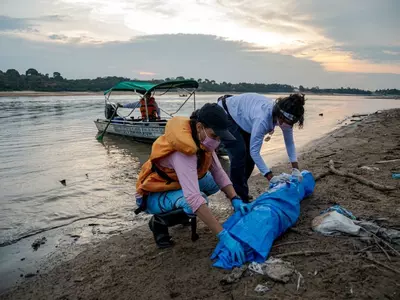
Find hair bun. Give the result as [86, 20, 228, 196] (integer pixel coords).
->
[289, 93, 305, 106]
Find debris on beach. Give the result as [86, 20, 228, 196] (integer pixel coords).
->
[24, 273, 36, 278]
[59, 179, 66, 186]
[352, 113, 369, 118]
[220, 265, 248, 285]
[248, 258, 295, 283]
[319, 113, 323, 116]
[360, 166, 380, 171]
[312, 210, 361, 236]
[312, 205, 400, 245]
[68, 234, 81, 241]
[254, 284, 270, 293]
[31, 237, 47, 251]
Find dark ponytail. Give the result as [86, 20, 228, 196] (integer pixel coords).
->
[274, 93, 306, 128]
[189, 109, 206, 168]
[190, 109, 201, 147]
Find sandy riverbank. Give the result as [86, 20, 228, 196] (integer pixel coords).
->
[1, 109, 400, 300]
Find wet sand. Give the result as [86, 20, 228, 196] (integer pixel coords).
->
[1, 109, 400, 300]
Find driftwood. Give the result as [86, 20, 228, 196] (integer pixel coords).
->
[328, 160, 396, 191]
[316, 153, 336, 159]
[375, 159, 400, 164]
[275, 251, 331, 258]
[374, 237, 391, 261]
[315, 170, 331, 181]
[361, 228, 400, 257]
[272, 240, 313, 248]
[275, 249, 384, 258]
[364, 257, 400, 275]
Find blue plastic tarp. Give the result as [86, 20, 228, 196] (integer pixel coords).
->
[211, 170, 315, 269]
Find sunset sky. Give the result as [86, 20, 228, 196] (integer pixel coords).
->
[1, 0, 399, 89]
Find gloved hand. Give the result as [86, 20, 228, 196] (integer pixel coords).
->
[217, 229, 245, 265]
[291, 168, 303, 181]
[231, 196, 250, 215]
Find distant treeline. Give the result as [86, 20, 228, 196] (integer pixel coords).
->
[1, 68, 399, 95]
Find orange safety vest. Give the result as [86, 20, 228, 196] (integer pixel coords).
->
[136, 117, 213, 195]
[140, 97, 158, 120]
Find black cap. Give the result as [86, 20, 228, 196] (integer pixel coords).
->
[197, 103, 236, 141]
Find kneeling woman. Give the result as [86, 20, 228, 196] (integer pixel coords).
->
[135, 103, 246, 263]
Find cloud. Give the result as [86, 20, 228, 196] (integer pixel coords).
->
[139, 71, 157, 76]
[0, 14, 68, 35]
[1, 33, 399, 90]
[48, 34, 69, 41]
[0, 16, 33, 31]
[1, 0, 400, 79]
[383, 50, 400, 56]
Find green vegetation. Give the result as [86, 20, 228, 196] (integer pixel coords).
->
[1, 69, 399, 95]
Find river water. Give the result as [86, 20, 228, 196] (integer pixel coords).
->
[0, 93, 399, 291]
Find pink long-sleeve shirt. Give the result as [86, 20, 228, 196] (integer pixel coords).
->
[157, 151, 232, 213]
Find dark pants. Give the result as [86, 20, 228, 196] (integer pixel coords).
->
[221, 117, 255, 202]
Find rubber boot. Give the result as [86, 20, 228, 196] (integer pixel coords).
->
[148, 209, 192, 248]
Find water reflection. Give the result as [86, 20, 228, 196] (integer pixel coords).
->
[97, 134, 153, 165]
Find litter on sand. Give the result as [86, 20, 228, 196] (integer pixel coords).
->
[248, 258, 295, 283]
[312, 205, 400, 245]
[220, 265, 248, 285]
[320, 204, 356, 220]
[312, 211, 361, 236]
[254, 284, 270, 293]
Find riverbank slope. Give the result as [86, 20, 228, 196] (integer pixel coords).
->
[2, 109, 399, 300]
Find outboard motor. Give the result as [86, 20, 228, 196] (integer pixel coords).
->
[104, 103, 116, 120]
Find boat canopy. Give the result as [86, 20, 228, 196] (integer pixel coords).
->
[104, 80, 199, 95]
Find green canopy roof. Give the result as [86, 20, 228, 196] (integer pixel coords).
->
[104, 80, 199, 95]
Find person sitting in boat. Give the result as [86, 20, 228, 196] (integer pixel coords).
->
[115, 93, 161, 121]
[134, 103, 247, 264]
[138, 93, 160, 121]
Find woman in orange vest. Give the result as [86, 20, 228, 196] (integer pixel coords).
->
[139, 93, 160, 121]
[135, 103, 247, 263]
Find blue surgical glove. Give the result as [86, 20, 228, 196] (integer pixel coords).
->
[231, 196, 250, 215]
[217, 229, 245, 265]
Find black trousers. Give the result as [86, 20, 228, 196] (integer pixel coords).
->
[220, 117, 255, 202]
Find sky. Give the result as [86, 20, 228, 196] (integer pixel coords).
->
[0, 0, 399, 89]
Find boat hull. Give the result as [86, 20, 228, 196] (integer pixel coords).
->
[94, 118, 229, 155]
[94, 119, 166, 142]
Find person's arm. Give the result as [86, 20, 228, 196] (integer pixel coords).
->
[280, 125, 299, 169]
[122, 101, 140, 109]
[196, 204, 223, 235]
[249, 120, 271, 178]
[209, 152, 236, 199]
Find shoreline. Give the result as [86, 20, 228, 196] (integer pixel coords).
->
[1, 109, 400, 299]
[0, 90, 399, 98]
